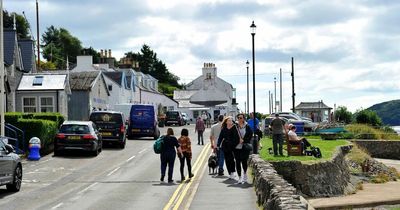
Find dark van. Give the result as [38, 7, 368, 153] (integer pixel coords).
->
[89, 111, 126, 148]
[128, 104, 160, 139]
[165, 111, 184, 126]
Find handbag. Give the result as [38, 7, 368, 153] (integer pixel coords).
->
[243, 143, 253, 151]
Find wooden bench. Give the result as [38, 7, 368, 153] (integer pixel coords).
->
[285, 132, 303, 156]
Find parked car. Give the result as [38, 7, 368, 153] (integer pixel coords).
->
[54, 121, 102, 156]
[262, 117, 288, 135]
[272, 112, 318, 132]
[128, 104, 160, 140]
[181, 112, 190, 125]
[165, 111, 184, 126]
[89, 111, 126, 149]
[0, 137, 22, 192]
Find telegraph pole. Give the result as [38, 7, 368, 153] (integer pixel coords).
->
[36, 0, 40, 70]
[274, 77, 277, 113]
[291, 57, 295, 113]
[280, 68, 282, 112]
[268, 90, 271, 114]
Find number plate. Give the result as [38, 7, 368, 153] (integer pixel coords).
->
[68, 136, 81, 140]
[101, 132, 112, 136]
[132, 129, 140, 132]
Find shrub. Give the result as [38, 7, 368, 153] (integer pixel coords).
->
[32, 112, 65, 127]
[5, 112, 23, 126]
[347, 144, 371, 165]
[346, 124, 400, 140]
[353, 109, 382, 126]
[371, 173, 390, 183]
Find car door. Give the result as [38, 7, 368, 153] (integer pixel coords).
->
[0, 140, 13, 183]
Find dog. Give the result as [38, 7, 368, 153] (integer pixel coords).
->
[208, 154, 218, 175]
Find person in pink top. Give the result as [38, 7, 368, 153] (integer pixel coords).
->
[195, 116, 205, 145]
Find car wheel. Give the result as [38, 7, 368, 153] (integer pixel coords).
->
[7, 164, 22, 192]
[92, 148, 99, 156]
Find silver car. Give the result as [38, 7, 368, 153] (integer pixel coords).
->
[0, 137, 22, 192]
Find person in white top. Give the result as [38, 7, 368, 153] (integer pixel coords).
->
[287, 125, 311, 154]
[210, 115, 224, 176]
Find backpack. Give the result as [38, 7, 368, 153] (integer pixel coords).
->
[153, 135, 165, 154]
[311, 146, 322, 158]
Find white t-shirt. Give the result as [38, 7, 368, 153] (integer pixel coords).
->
[210, 122, 222, 139]
[288, 130, 299, 141]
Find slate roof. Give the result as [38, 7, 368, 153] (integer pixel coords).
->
[69, 71, 101, 90]
[4, 29, 17, 66]
[17, 74, 68, 90]
[103, 71, 123, 86]
[18, 39, 35, 73]
[295, 102, 332, 109]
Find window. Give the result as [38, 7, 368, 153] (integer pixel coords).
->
[108, 85, 112, 91]
[23, 97, 36, 112]
[33, 76, 44, 86]
[40, 97, 54, 112]
[206, 73, 212, 79]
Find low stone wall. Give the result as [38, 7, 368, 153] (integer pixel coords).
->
[353, 140, 400, 160]
[249, 155, 309, 210]
[270, 145, 354, 197]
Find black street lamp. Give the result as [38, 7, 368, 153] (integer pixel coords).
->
[250, 21, 257, 152]
[246, 60, 249, 116]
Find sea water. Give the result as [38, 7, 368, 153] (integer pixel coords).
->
[392, 126, 400, 134]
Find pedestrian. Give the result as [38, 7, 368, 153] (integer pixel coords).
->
[210, 114, 225, 176]
[270, 113, 285, 156]
[177, 128, 194, 182]
[247, 112, 261, 150]
[234, 113, 253, 184]
[160, 128, 182, 183]
[217, 116, 240, 180]
[201, 111, 208, 125]
[288, 125, 311, 154]
[195, 116, 205, 145]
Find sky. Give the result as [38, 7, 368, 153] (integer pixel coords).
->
[5, 0, 400, 114]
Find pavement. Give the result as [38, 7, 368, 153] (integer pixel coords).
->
[308, 158, 400, 210]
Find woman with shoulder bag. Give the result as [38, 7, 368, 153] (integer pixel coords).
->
[217, 116, 240, 180]
[177, 128, 194, 182]
[234, 113, 253, 184]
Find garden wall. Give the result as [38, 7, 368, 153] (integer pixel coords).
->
[353, 140, 400, 160]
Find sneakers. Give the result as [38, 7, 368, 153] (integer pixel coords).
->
[237, 176, 243, 184]
[229, 172, 236, 180]
[243, 174, 248, 183]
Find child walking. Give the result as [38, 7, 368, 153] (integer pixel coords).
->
[178, 128, 194, 182]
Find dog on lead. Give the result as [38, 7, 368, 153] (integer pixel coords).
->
[208, 154, 218, 175]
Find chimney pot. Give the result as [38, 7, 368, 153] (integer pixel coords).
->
[109, 49, 112, 57]
[100, 49, 104, 57]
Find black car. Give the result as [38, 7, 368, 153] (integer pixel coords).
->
[89, 111, 126, 148]
[165, 111, 184, 126]
[0, 137, 22, 192]
[54, 121, 102, 156]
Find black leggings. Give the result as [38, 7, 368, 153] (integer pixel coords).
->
[233, 149, 249, 177]
[179, 152, 192, 178]
[223, 149, 236, 174]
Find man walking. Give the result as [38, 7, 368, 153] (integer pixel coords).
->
[195, 116, 205, 145]
[210, 115, 224, 176]
[270, 113, 285, 156]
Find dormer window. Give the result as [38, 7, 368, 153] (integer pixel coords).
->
[33, 76, 43, 86]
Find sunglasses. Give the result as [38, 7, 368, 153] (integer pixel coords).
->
[237, 116, 244, 119]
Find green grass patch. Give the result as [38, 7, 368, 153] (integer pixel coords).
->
[346, 124, 400, 140]
[259, 137, 349, 163]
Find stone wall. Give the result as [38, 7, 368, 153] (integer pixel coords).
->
[353, 140, 400, 160]
[249, 155, 309, 210]
[271, 145, 354, 197]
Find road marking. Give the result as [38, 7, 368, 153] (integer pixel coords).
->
[138, 148, 147, 154]
[107, 167, 121, 176]
[126, 155, 136, 162]
[77, 182, 98, 194]
[184, 153, 208, 209]
[163, 142, 211, 210]
[51, 202, 63, 209]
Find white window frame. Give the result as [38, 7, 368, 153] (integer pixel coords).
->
[22, 96, 37, 113]
[39, 96, 55, 112]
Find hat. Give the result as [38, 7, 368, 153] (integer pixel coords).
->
[288, 124, 293, 129]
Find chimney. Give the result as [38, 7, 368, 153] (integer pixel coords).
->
[108, 49, 112, 57]
[100, 49, 104, 58]
[13, 14, 16, 30]
[104, 49, 108, 58]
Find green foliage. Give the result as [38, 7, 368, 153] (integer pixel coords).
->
[2, 10, 30, 38]
[345, 124, 400, 140]
[81, 47, 101, 64]
[39, 61, 57, 70]
[124, 45, 181, 89]
[334, 106, 353, 124]
[158, 83, 178, 98]
[259, 137, 349, 162]
[346, 144, 371, 165]
[32, 113, 65, 128]
[353, 109, 382, 126]
[41, 25, 83, 69]
[5, 112, 23, 126]
[368, 99, 400, 126]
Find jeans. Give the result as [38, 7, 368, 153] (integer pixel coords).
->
[272, 133, 283, 155]
[197, 130, 204, 145]
[217, 148, 225, 173]
[160, 152, 176, 181]
[233, 149, 249, 177]
[179, 152, 192, 179]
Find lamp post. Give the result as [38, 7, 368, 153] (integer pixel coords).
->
[246, 60, 249, 116]
[250, 21, 256, 144]
[274, 77, 277, 113]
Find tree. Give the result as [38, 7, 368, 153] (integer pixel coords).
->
[2, 10, 31, 39]
[334, 106, 352, 124]
[353, 109, 382, 127]
[41, 25, 82, 69]
[81, 47, 101, 64]
[39, 61, 57, 70]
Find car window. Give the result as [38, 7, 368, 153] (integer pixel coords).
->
[166, 112, 179, 117]
[0, 139, 5, 152]
[60, 125, 90, 134]
[90, 113, 122, 123]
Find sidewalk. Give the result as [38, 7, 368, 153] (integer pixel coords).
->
[189, 160, 258, 210]
[308, 158, 400, 209]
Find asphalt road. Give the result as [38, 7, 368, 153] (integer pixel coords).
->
[0, 124, 208, 209]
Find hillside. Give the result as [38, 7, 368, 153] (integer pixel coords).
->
[368, 99, 400, 126]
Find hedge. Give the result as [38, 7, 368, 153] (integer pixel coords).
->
[31, 112, 65, 128]
[4, 112, 23, 126]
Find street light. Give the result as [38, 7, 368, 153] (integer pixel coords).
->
[250, 21, 257, 151]
[246, 60, 249, 116]
[274, 77, 277, 113]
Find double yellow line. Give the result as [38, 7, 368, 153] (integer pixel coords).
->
[163, 142, 211, 210]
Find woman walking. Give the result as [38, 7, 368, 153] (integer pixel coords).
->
[234, 113, 253, 184]
[178, 128, 194, 182]
[217, 116, 240, 180]
[160, 128, 182, 183]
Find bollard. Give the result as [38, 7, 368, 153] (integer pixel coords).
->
[28, 137, 41, 161]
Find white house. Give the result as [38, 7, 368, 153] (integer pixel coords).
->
[174, 63, 238, 122]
